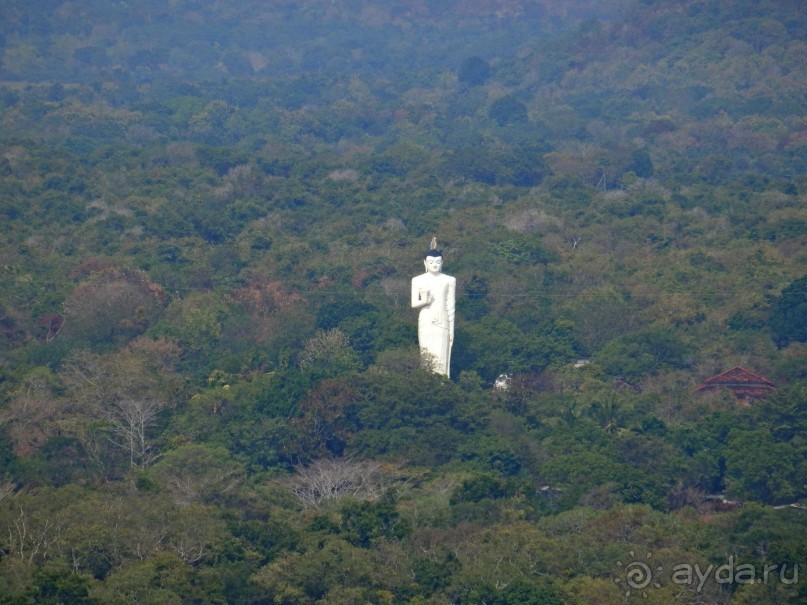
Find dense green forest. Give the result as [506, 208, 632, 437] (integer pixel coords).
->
[0, 0, 805, 603]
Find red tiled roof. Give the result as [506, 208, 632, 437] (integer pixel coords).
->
[694, 366, 776, 399]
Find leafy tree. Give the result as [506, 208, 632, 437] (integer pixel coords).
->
[541, 449, 625, 509]
[6, 568, 97, 605]
[561, 287, 639, 353]
[188, 100, 238, 144]
[149, 293, 233, 378]
[348, 368, 487, 464]
[595, 325, 690, 381]
[449, 474, 507, 504]
[453, 316, 565, 383]
[60, 267, 168, 347]
[251, 538, 377, 604]
[724, 430, 800, 504]
[462, 274, 490, 321]
[458, 56, 491, 87]
[89, 553, 202, 605]
[489, 232, 557, 266]
[409, 550, 460, 595]
[465, 578, 566, 605]
[297, 328, 361, 377]
[196, 146, 251, 176]
[769, 274, 807, 347]
[147, 444, 244, 506]
[339, 497, 410, 547]
[488, 95, 528, 126]
[628, 148, 654, 178]
[722, 503, 807, 594]
[292, 379, 359, 456]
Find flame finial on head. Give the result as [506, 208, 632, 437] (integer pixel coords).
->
[425, 236, 442, 258]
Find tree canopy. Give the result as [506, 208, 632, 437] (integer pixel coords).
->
[0, 1, 805, 603]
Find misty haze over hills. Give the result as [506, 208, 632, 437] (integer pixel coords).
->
[0, 1, 805, 603]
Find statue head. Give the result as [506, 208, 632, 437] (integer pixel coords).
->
[424, 237, 443, 274]
[424, 252, 443, 274]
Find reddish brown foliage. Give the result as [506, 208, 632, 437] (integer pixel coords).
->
[232, 278, 303, 318]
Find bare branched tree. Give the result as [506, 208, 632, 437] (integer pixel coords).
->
[60, 340, 183, 469]
[104, 397, 165, 468]
[7, 506, 63, 564]
[287, 457, 385, 507]
[0, 480, 15, 503]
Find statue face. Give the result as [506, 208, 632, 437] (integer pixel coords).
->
[424, 255, 443, 274]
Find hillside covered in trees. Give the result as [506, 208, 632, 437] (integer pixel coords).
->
[0, 0, 805, 603]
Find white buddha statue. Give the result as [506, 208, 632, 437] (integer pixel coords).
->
[411, 238, 456, 377]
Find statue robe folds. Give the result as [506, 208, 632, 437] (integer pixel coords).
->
[411, 272, 456, 377]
